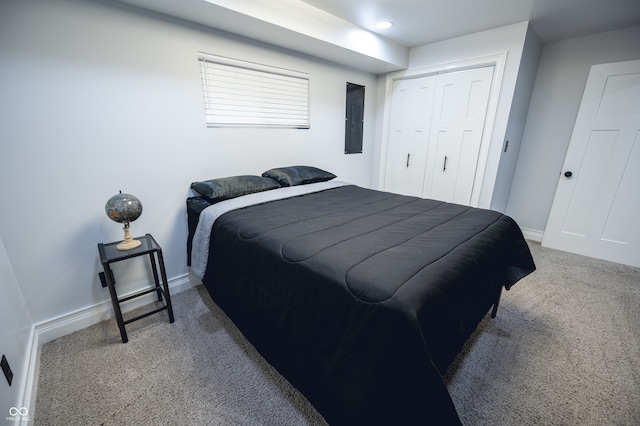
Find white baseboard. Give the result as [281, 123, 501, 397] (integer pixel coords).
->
[521, 227, 544, 243]
[19, 273, 199, 425]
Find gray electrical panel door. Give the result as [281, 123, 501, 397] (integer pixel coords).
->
[345, 83, 364, 154]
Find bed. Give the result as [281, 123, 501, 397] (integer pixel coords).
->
[187, 166, 536, 425]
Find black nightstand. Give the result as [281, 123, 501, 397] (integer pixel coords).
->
[98, 233, 175, 343]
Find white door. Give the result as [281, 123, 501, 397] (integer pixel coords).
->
[423, 66, 494, 204]
[384, 77, 436, 196]
[542, 59, 640, 267]
[383, 66, 494, 203]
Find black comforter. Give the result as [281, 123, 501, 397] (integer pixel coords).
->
[200, 185, 535, 425]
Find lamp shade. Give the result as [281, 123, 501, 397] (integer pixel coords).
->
[105, 192, 143, 224]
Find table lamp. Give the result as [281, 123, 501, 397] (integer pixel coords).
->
[105, 191, 143, 250]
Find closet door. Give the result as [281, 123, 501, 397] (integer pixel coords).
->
[423, 66, 494, 204]
[384, 66, 494, 204]
[384, 77, 436, 196]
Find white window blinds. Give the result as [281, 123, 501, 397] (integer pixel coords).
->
[198, 53, 310, 128]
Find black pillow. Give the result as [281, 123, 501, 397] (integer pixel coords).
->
[262, 166, 336, 187]
[191, 175, 281, 202]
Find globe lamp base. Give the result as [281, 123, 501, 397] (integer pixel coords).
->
[116, 225, 141, 251]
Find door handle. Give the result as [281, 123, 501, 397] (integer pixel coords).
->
[443, 156, 448, 172]
[406, 153, 410, 168]
[564, 171, 573, 178]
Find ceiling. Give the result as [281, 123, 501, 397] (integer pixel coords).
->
[117, 0, 640, 73]
[300, 0, 640, 47]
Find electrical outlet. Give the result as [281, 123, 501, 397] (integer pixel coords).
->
[1, 354, 13, 386]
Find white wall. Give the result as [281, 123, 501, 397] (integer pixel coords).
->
[490, 24, 542, 212]
[0, 0, 378, 325]
[506, 26, 640, 234]
[0, 235, 33, 416]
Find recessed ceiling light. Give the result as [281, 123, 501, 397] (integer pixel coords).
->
[375, 21, 393, 30]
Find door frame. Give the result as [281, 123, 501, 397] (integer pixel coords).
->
[378, 52, 507, 207]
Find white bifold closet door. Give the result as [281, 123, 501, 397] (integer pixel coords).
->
[384, 76, 436, 196]
[384, 66, 494, 205]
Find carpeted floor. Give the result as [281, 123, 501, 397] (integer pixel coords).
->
[442, 242, 640, 425]
[34, 241, 640, 425]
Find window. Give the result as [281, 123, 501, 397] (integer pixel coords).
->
[198, 53, 310, 128]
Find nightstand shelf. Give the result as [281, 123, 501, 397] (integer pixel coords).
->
[98, 233, 175, 343]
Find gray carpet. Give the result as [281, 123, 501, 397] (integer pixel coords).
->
[34, 242, 640, 425]
[442, 242, 640, 425]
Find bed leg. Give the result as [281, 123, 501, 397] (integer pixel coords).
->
[490, 286, 503, 318]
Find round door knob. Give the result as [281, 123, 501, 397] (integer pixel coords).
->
[564, 171, 573, 178]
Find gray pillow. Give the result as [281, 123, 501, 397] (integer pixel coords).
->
[191, 175, 281, 202]
[262, 166, 336, 187]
